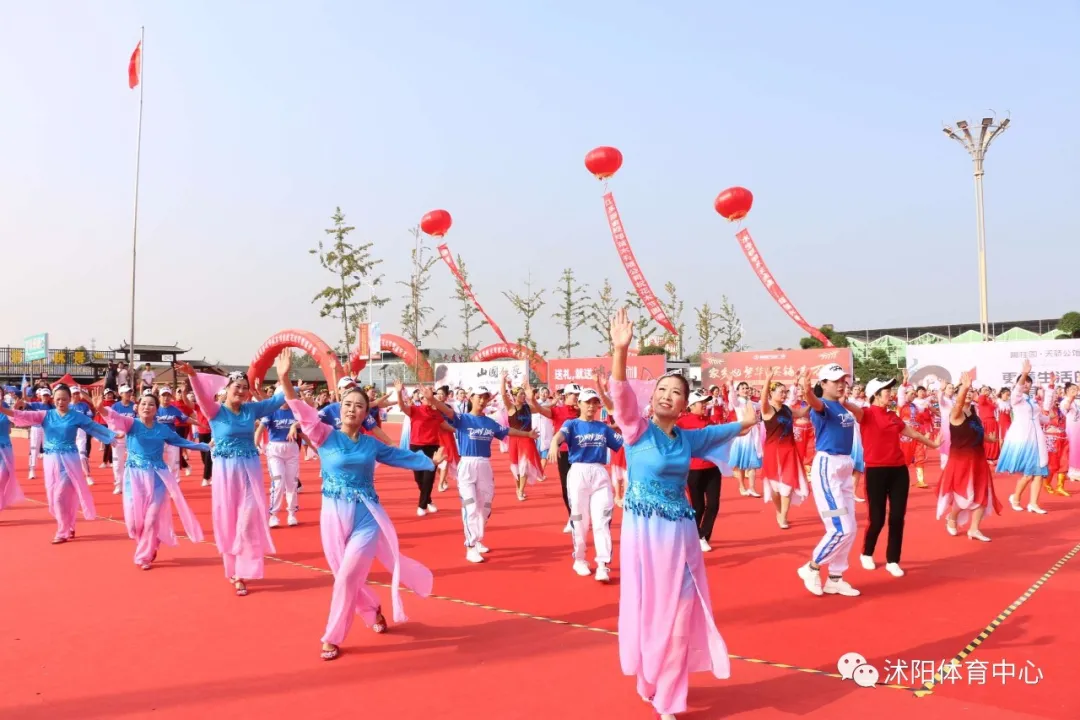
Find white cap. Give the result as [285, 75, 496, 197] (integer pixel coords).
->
[142, 388, 155, 397]
[337, 377, 356, 390]
[39, 387, 51, 396]
[70, 386, 84, 394]
[158, 386, 173, 395]
[817, 363, 849, 383]
[104, 387, 116, 395]
[579, 388, 601, 403]
[865, 377, 896, 400]
[471, 385, 492, 396]
[688, 390, 710, 405]
[563, 383, 582, 395]
[118, 385, 132, 394]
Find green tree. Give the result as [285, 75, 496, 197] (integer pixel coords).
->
[855, 347, 901, 383]
[639, 345, 667, 356]
[504, 272, 545, 352]
[310, 207, 388, 352]
[694, 303, 721, 355]
[587, 278, 619, 352]
[291, 351, 318, 369]
[798, 324, 850, 350]
[451, 254, 487, 356]
[553, 268, 589, 358]
[657, 282, 686, 357]
[716, 295, 747, 352]
[398, 225, 446, 353]
[1058, 311, 1080, 338]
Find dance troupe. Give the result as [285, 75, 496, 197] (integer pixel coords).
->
[3, 314, 1080, 719]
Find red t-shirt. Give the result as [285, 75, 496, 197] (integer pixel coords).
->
[409, 404, 445, 447]
[860, 405, 907, 468]
[676, 413, 715, 470]
[551, 404, 580, 452]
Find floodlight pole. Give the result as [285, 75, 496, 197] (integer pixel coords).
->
[943, 116, 1010, 339]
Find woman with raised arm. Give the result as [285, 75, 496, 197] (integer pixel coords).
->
[609, 308, 756, 720]
[996, 359, 1050, 514]
[96, 389, 208, 569]
[174, 360, 286, 596]
[937, 372, 1002, 541]
[1, 384, 115, 543]
[500, 373, 544, 501]
[276, 354, 438, 661]
[759, 367, 811, 531]
[393, 379, 445, 516]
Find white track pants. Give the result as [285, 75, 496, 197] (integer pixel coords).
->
[568, 463, 615, 565]
[29, 426, 44, 472]
[111, 439, 127, 486]
[808, 452, 856, 575]
[76, 430, 90, 474]
[163, 444, 180, 477]
[458, 457, 494, 548]
[266, 441, 300, 515]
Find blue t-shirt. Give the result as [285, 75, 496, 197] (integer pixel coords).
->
[156, 405, 189, 430]
[110, 401, 137, 418]
[810, 399, 856, 456]
[261, 407, 297, 443]
[319, 402, 377, 432]
[560, 419, 623, 464]
[72, 401, 95, 420]
[450, 412, 509, 458]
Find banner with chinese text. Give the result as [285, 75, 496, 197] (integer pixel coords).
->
[547, 355, 666, 391]
[906, 339, 1080, 388]
[432, 361, 528, 393]
[701, 348, 853, 387]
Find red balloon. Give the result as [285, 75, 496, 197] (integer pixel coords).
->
[420, 209, 452, 237]
[585, 146, 623, 179]
[714, 187, 753, 221]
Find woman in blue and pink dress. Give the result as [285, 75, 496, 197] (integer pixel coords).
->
[724, 375, 762, 497]
[174, 361, 285, 596]
[1, 384, 116, 542]
[273, 352, 437, 660]
[97, 390, 207, 569]
[609, 309, 756, 720]
[0, 398, 24, 512]
[996, 360, 1051, 514]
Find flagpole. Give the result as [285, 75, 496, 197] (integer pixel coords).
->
[128, 27, 145, 370]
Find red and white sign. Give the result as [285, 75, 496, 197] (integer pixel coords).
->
[701, 348, 853, 387]
[604, 192, 676, 336]
[547, 355, 666, 391]
[735, 229, 832, 347]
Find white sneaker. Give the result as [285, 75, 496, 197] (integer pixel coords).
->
[112, 484, 122, 495]
[466, 547, 484, 563]
[797, 563, 823, 596]
[28, 471, 35, 480]
[823, 577, 861, 596]
[885, 563, 904, 577]
[287, 514, 299, 527]
[699, 537, 712, 552]
[562, 520, 573, 533]
[860, 555, 875, 570]
[573, 561, 591, 577]
[201, 479, 209, 487]
[185, 468, 191, 476]
[477, 543, 490, 554]
[269, 515, 280, 528]
[595, 564, 611, 583]
[86, 478, 94, 486]
[426, 503, 438, 513]
[417, 507, 427, 517]
[98, 463, 107, 469]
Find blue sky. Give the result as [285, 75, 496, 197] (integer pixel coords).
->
[2, 1, 1077, 363]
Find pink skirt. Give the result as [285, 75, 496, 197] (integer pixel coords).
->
[0, 446, 25, 510]
[211, 456, 275, 580]
[123, 466, 204, 547]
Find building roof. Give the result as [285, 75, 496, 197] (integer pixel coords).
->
[111, 343, 190, 353]
[839, 318, 1061, 342]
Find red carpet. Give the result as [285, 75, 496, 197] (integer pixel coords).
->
[1, 429, 1077, 719]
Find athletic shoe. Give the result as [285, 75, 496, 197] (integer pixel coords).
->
[269, 515, 280, 528]
[823, 577, 861, 596]
[595, 564, 611, 583]
[797, 563, 823, 596]
[860, 555, 875, 570]
[573, 561, 591, 577]
[417, 507, 427, 517]
[287, 514, 299, 527]
[699, 538, 712, 552]
[477, 543, 490, 554]
[426, 503, 438, 513]
[466, 547, 484, 563]
[885, 563, 904, 577]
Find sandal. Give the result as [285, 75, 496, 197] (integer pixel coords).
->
[141, 563, 152, 571]
[51, 536, 67, 545]
[234, 580, 248, 597]
[320, 645, 340, 661]
[372, 611, 387, 634]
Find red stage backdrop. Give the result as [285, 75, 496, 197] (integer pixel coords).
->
[547, 355, 666, 391]
[700, 348, 853, 388]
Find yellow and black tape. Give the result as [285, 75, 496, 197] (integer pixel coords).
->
[912, 541, 1080, 698]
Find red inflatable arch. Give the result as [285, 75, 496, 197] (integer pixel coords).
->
[471, 343, 549, 384]
[248, 329, 345, 388]
[349, 333, 434, 383]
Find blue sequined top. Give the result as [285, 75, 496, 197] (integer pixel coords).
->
[207, 391, 285, 458]
[121, 418, 211, 470]
[0, 403, 10, 449]
[17, 408, 116, 454]
[317, 430, 435, 505]
[623, 421, 742, 522]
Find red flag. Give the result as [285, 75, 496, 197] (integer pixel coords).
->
[128, 42, 142, 89]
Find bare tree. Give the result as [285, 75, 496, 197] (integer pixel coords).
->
[504, 272, 545, 352]
[310, 207, 388, 352]
[398, 225, 446, 376]
[552, 268, 589, 358]
[657, 282, 686, 357]
[717, 295, 747, 352]
[451, 254, 486, 356]
[587, 278, 619, 352]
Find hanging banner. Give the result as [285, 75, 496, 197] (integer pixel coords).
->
[356, 323, 370, 361]
[735, 229, 832, 347]
[436, 243, 509, 344]
[603, 192, 676, 336]
[701, 348, 853, 387]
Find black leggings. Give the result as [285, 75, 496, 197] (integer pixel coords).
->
[102, 440, 112, 465]
[558, 451, 572, 516]
[862, 465, 910, 564]
[198, 432, 213, 480]
[177, 426, 190, 469]
[688, 467, 722, 541]
[410, 444, 440, 509]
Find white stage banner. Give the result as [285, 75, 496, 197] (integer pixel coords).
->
[905, 339, 1080, 388]
[432, 360, 528, 394]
